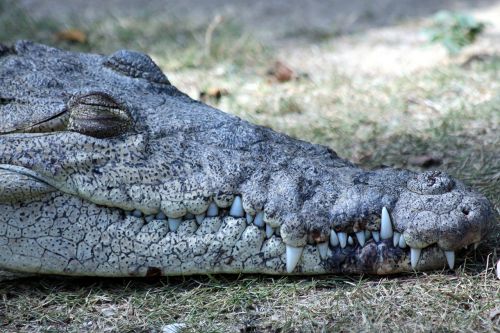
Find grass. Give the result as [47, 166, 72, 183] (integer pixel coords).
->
[0, 0, 268, 70]
[0, 270, 498, 332]
[0, 1, 499, 332]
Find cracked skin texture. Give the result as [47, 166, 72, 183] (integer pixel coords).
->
[0, 41, 495, 279]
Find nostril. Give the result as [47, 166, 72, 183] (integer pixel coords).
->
[461, 207, 470, 216]
[426, 175, 436, 186]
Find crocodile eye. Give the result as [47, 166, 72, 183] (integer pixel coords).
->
[67, 92, 132, 138]
[407, 170, 455, 195]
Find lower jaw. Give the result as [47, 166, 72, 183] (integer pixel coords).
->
[324, 242, 449, 275]
[0, 193, 452, 277]
[81, 238, 451, 277]
[154, 241, 450, 276]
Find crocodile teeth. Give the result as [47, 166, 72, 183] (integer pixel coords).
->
[393, 232, 401, 247]
[348, 236, 354, 245]
[286, 245, 304, 273]
[330, 230, 339, 246]
[229, 196, 244, 217]
[330, 231, 339, 247]
[246, 213, 254, 224]
[168, 218, 182, 232]
[338, 232, 347, 248]
[206, 202, 219, 217]
[380, 207, 393, 240]
[410, 248, 421, 269]
[317, 242, 328, 259]
[253, 211, 264, 227]
[355, 231, 366, 246]
[265, 224, 274, 238]
[444, 251, 455, 269]
[372, 231, 380, 242]
[398, 233, 407, 248]
[195, 213, 205, 224]
[156, 212, 167, 220]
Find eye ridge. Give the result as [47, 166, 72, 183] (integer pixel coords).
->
[103, 49, 170, 85]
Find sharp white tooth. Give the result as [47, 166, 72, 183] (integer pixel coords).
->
[206, 202, 219, 217]
[330, 230, 339, 247]
[253, 211, 264, 227]
[229, 196, 244, 217]
[195, 213, 205, 224]
[355, 231, 366, 246]
[156, 212, 167, 220]
[246, 213, 254, 224]
[410, 248, 421, 269]
[444, 251, 455, 270]
[398, 233, 407, 248]
[317, 242, 328, 259]
[265, 224, 274, 238]
[286, 245, 304, 273]
[348, 236, 354, 245]
[393, 232, 401, 247]
[365, 230, 371, 240]
[380, 207, 393, 240]
[132, 209, 143, 218]
[338, 232, 347, 248]
[168, 218, 182, 232]
[372, 231, 380, 242]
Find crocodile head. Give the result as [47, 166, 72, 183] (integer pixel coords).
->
[0, 41, 495, 277]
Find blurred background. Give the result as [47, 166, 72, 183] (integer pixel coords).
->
[0, 1, 499, 332]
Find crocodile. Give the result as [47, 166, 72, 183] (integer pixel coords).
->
[0, 41, 495, 280]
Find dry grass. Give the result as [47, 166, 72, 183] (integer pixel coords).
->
[0, 1, 499, 332]
[0, 268, 498, 332]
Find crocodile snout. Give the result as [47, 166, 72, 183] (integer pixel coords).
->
[393, 171, 494, 269]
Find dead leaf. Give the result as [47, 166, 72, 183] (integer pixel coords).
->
[268, 61, 294, 82]
[199, 87, 228, 102]
[55, 29, 87, 44]
[408, 155, 442, 168]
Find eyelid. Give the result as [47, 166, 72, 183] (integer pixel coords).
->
[67, 92, 132, 138]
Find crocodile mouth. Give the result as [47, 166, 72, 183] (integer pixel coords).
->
[0, 164, 467, 276]
[120, 202, 460, 274]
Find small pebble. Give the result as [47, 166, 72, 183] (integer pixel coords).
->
[161, 323, 187, 333]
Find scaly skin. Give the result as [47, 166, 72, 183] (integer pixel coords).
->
[0, 41, 495, 279]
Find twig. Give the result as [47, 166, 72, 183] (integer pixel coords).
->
[204, 14, 223, 58]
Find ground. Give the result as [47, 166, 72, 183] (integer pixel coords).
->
[0, 0, 499, 332]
